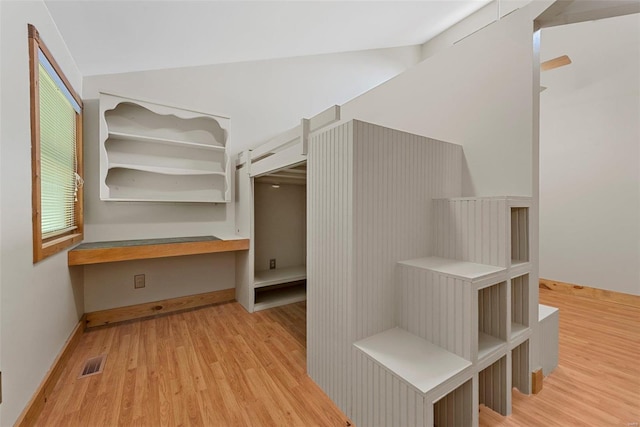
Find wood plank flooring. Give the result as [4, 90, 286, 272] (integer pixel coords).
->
[479, 289, 640, 426]
[35, 302, 352, 427]
[35, 289, 639, 426]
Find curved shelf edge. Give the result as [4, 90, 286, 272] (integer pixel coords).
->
[107, 163, 226, 176]
[108, 131, 226, 151]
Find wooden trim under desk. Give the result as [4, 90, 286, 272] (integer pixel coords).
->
[540, 278, 640, 309]
[68, 236, 249, 266]
[15, 315, 86, 427]
[85, 288, 235, 328]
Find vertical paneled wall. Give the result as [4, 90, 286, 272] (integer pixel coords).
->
[353, 351, 426, 427]
[478, 356, 508, 415]
[433, 379, 473, 427]
[478, 281, 507, 341]
[397, 264, 472, 360]
[351, 120, 462, 342]
[308, 120, 463, 419]
[511, 274, 529, 327]
[512, 340, 530, 393]
[307, 121, 355, 411]
[432, 198, 508, 267]
[510, 207, 529, 263]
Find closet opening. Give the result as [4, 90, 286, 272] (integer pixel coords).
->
[253, 163, 307, 311]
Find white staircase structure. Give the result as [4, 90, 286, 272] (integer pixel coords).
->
[307, 120, 538, 427]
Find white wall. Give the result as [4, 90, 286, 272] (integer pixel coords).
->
[254, 183, 306, 272]
[342, 6, 535, 198]
[539, 14, 640, 296]
[0, 1, 3, 423]
[80, 46, 420, 313]
[420, 0, 540, 61]
[0, 2, 84, 425]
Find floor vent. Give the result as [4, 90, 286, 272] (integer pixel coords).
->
[79, 355, 106, 378]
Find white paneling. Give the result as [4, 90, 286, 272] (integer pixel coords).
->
[433, 378, 473, 427]
[432, 198, 509, 267]
[538, 305, 559, 376]
[308, 121, 355, 413]
[478, 356, 508, 416]
[511, 339, 530, 394]
[352, 121, 462, 343]
[353, 350, 426, 427]
[308, 120, 463, 421]
[398, 264, 473, 361]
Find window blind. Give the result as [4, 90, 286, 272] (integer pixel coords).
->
[39, 60, 78, 239]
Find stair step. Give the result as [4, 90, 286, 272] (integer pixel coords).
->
[354, 327, 472, 395]
[398, 256, 505, 283]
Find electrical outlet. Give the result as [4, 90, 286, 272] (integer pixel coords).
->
[269, 259, 276, 270]
[134, 274, 145, 289]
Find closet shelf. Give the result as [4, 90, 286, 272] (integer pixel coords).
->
[254, 265, 306, 288]
[254, 283, 306, 311]
[68, 235, 249, 265]
[108, 163, 226, 176]
[109, 131, 225, 151]
[354, 327, 472, 395]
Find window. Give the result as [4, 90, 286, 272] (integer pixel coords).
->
[28, 24, 83, 262]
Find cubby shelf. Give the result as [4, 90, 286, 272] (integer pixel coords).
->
[354, 328, 472, 395]
[254, 265, 306, 288]
[254, 282, 306, 312]
[99, 93, 230, 203]
[108, 131, 225, 151]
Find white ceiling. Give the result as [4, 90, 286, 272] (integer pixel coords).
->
[44, 0, 491, 76]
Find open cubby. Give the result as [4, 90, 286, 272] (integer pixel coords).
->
[105, 168, 226, 202]
[510, 274, 530, 339]
[478, 281, 507, 360]
[433, 378, 473, 427]
[511, 339, 530, 394]
[510, 207, 529, 265]
[479, 356, 508, 416]
[252, 166, 307, 311]
[253, 280, 306, 312]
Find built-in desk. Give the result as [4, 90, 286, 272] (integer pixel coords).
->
[68, 235, 249, 266]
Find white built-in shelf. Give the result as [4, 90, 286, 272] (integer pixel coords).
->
[398, 257, 505, 282]
[510, 260, 529, 269]
[510, 323, 529, 340]
[511, 207, 529, 263]
[109, 164, 224, 176]
[254, 265, 306, 288]
[354, 327, 472, 395]
[100, 93, 230, 203]
[254, 282, 306, 311]
[108, 131, 225, 151]
[478, 332, 507, 361]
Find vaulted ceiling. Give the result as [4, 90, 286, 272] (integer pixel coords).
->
[45, 1, 491, 76]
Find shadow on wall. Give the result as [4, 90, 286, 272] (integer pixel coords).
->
[69, 264, 84, 319]
[461, 152, 476, 197]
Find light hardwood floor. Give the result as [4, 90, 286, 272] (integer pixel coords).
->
[35, 289, 639, 426]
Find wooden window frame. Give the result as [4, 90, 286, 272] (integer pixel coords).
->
[28, 24, 84, 263]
